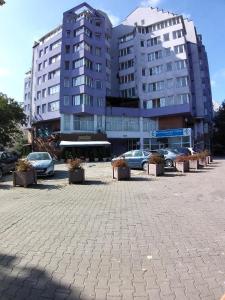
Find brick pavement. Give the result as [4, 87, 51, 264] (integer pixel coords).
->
[0, 160, 225, 299]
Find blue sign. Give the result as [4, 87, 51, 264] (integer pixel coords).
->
[151, 128, 191, 138]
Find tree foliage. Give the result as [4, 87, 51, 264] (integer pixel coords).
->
[0, 0, 6, 6]
[0, 93, 27, 147]
[213, 100, 225, 153]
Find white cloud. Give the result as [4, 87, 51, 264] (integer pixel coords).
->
[0, 68, 11, 77]
[140, 0, 161, 7]
[182, 12, 191, 19]
[107, 13, 120, 26]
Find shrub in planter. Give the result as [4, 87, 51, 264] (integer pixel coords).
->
[203, 150, 212, 164]
[175, 156, 189, 173]
[68, 159, 85, 184]
[148, 155, 164, 176]
[188, 154, 199, 170]
[112, 159, 130, 180]
[13, 159, 37, 188]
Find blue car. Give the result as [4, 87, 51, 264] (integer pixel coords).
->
[112, 150, 151, 170]
[27, 152, 55, 176]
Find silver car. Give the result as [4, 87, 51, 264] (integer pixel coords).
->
[27, 152, 55, 176]
[157, 148, 184, 168]
[112, 150, 151, 170]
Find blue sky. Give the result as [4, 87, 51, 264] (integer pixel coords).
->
[0, 0, 224, 104]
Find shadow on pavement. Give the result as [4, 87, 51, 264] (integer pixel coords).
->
[0, 252, 85, 300]
[127, 177, 150, 181]
[163, 173, 185, 177]
[0, 183, 13, 190]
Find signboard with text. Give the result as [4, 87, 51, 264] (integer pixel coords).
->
[150, 128, 191, 138]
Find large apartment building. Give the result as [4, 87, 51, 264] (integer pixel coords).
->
[23, 2, 213, 155]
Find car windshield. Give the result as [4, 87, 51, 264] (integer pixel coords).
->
[27, 153, 51, 160]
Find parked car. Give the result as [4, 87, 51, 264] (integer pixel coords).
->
[0, 151, 18, 179]
[156, 148, 184, 168]
[27, 152, 55, 176]
[172, 147, 191, 156]
[112, 150, 151, 170]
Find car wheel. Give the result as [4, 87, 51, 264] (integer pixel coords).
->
[0, 168, 3, 180]
[165, 159, 173, 168]
[142, 162, 148, 171]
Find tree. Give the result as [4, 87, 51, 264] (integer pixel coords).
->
[0, 0, 6, 6]
[212, 100, 225, 154]
[0, 93, 27, 147]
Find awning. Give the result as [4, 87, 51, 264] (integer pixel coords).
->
[60, 141, 111, 147]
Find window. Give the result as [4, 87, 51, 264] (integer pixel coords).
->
[96, 20, 101, 27]
[119, 73, 134, 84]
[43, 60, 47, 68]
[95, 80, 103, 89]
[119, 59, 134, 70]
[65, 61, 70, 70]
[65, 45, 70, 53]
[140, 40, 145, 47]
[48, 84, 60, 95]
[174, 44, 185, 54]
[73, 115, 94, 131]
[163, 33, 170, 41]
[64, 115, 70, 131]
[42, 74, 47, 82]
[95, 33, 101, 39]
[72, 57, 93, 69]
[44, 46, 48, 54]
[165, 47, 171, 56]
[39, 50, 43, 58]
[72, 75, 93, 87]
[48, 101, 59, 112]
[64, 96, 70, 106]
[149, 81, 164, 92]
[49, 54, 61, 64]
[147, 36, 160, 47]
[64, 77, 70, 88]
[66, 30, 71, 37]
[97, 97, 104, 107]
[50, 39, 61, 50]
[142, 83, 147, 92]
[175, 60, 187, 70]
[42, 104, 46, 113]
[48, 69, 60, 79]
[167, 79, 173, 89]
[95, 47, 101, 56]
[166, 62, 173, 72]
[120, 87, 136, 98]
[37, 91, 41, 100]
[36, 106, 40, 114]
[173, 29, 184, 39]
[119, 46, 133, 57]
[148, 50, 162, 62]
[42, 89, 47, 98]
[176, 94, 190, 104]
[37, 76, 42, 85]
[141, 19, 145, 25]
[95, 63, 102, 72]
[149, 65, 163, 76]
[72, 94, 93, 106]
[142, 68, 146, 76]
[38, 63, 42, 71]
[176, 76, 188, 88]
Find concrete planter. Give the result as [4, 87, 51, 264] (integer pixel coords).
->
[198, 158, 207, 167]
[69, 169, 85, 184]
[103, 158, 107, 162]
[85, 158, 90, 163]
[206, 155, 212, 164]
[148, 163, 164, 176]
[13, 169, 37, 188]
[94, 158, 99, 162]
[189, 159, 199, 170]
[176, 161, 189, 173]
[113, 167, 130, 180]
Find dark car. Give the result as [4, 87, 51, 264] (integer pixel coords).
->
[0, 151, 18, 179]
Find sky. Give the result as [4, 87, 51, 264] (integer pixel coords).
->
[0, 0, 224, 105]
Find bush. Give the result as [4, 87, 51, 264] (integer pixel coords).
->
[149, 154, 164, 164]
[198, 152, 207, 159]
[175, 155, 188, 162]
[68, 158, 83, 171]
[187, 154, 199, 161]
[112, 159, 128, 168]
[16, 159, 33, 172]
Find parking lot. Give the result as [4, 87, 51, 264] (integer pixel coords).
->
[0, 159, 225, 299]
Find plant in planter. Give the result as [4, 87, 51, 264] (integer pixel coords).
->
[175, 156, 189, 173]
[13, 159, 37, 188]
[188, 154, 200, 170]
[198, 152, 207, 167]
[112, 159, 130, 180]
[203, 150, 212, 164]
[68, 159, 85, 184]
[148, 154, 164, 176]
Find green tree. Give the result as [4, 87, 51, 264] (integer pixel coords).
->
[0, 93, 27, 147]
[0, 0, 6, 6]
[213, 100, 225, 153]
